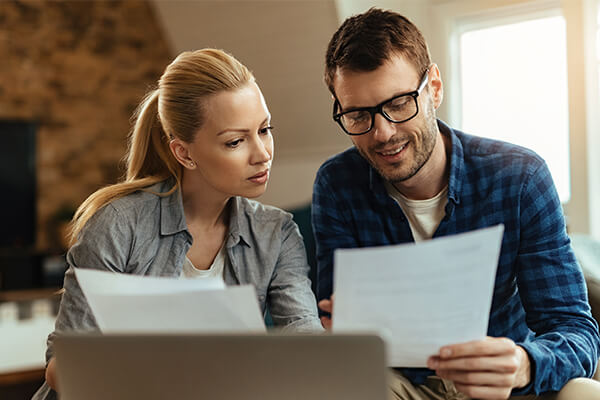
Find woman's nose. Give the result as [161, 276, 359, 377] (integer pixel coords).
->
[251, 135, 272, 164]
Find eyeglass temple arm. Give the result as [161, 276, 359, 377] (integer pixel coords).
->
[417, 69, 430, 93]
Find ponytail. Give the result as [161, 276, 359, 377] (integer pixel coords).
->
[68, 90, 180, 246]
[68, 48, 253, 246]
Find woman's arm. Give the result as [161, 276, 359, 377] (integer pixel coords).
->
[267, 215, 323, 332]
[39, 204, 133, 396]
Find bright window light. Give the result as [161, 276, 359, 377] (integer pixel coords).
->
[597, 4, 600, 93]
[460, 16, 570, 202]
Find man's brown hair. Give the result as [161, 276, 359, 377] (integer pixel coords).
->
[325, 8, 431, 95]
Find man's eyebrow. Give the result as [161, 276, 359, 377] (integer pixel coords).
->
[216, 117, 271, 136]
[342, 90, 415, 111]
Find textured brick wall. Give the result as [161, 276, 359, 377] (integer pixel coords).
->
[0, 0, 172, 250]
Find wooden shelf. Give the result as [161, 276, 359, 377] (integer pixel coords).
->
[0, 368, 44, 386]
[0, 288, 62, 303]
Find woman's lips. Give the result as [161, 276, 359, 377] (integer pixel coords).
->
[248, 170, 269, 184]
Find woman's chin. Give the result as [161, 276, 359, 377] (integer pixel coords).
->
[241, 184, 268, 199]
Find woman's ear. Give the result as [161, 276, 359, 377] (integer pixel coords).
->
[169, 139, 196, 169]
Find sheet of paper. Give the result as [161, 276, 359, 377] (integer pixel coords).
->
[74, 268, 226, 295]
[74, 269, 265, 333]
[333, 224, 504, 367]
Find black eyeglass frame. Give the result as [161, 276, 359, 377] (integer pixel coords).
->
[332, 68, 430, 136]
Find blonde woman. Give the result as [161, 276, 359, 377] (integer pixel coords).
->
[32, 49, 322, 400]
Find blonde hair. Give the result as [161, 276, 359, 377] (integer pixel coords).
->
[69, 49, 254, 245]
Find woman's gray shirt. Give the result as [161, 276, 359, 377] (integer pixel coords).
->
[32, 180, 322, 400]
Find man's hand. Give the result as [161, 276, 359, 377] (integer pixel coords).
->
[426, 337, 531, 400]
[317, 294, 334, 330]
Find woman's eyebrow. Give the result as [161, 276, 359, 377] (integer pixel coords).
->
[216, 116, 270, 136]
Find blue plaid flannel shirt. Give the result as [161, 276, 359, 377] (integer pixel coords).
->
[312, 120, 600, 395]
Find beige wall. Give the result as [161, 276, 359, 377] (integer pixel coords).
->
[152, 0, 350, 210]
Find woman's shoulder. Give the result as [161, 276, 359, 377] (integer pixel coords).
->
[108, 180, 171, 213]
[90, 180, 171, 229]
[230, 197, 304, 259]
[234, 197, 293, 224]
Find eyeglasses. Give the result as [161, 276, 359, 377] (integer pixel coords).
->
[332, 69, 430, 136]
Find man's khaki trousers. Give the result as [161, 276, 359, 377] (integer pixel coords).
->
[388, 369, 600, 400]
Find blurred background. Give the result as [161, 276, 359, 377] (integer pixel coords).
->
[1, 0, 599, 398]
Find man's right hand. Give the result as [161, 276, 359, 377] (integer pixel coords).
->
[318, 294, 334, 330]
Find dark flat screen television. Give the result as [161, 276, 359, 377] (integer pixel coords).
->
[0, 120, 36, 249]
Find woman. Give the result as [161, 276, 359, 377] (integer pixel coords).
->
[32, 48, 322, 399]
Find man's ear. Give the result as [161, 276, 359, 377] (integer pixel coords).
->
[428, 64, 444, 109]
[169, 139, 196, 169]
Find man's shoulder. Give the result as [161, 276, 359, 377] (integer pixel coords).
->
[316, 147, 370, 184]
[454, 129, 546, 174]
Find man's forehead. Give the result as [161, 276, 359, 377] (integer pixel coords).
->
[332, 55, 420, 107]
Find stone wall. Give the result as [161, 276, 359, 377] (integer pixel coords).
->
[0, 0, 172, 250]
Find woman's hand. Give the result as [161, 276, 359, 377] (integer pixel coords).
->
[46, 357, 59, 392]
[318, 294, 335, 330]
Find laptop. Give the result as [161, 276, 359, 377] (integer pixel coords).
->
[54, 333, 388, 400]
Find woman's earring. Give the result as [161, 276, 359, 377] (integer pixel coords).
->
[189, 161, 196, 168]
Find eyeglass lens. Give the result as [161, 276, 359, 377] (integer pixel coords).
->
[339, 95, 417, 134]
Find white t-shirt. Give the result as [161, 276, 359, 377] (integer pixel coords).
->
[180, 245, 226, 279]
[385, 182, 448, 242]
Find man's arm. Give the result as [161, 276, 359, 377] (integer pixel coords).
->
[311, 166, 359, 309]
[510, 160, 599, 394]
[430, 160, 599, 398]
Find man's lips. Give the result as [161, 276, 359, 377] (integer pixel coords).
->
[375, 142, 409, 160]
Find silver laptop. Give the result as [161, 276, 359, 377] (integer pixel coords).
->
[54, 333, 388, 400]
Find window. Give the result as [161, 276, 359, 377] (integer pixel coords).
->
[597, 4, 600, 95]
[459, 15, 570, 202]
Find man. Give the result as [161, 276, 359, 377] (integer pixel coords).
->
[312, 8, 600, 400]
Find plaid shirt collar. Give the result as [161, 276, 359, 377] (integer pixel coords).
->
[367, 119, 463, 205]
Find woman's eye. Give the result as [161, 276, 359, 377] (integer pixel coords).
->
[226, 139, 242, 148]
[259, 126, 274, 135]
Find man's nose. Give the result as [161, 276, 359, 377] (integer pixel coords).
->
[371, 113, 395, 143]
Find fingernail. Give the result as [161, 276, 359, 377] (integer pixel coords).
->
[441, 348, 451, 357]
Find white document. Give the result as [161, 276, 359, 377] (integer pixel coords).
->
[74, 268, 265, 334]
[333, 224, 504, 367]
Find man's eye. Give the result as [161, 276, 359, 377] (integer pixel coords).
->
[346, 111, 369, 122]
[387, 97, 410, 111]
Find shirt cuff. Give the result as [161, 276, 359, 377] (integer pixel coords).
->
[511, 341, 543, 396]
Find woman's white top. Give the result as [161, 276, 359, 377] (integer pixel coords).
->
[180, 245, 226, 279]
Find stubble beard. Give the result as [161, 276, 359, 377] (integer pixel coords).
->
[358, 99, 439, 183]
